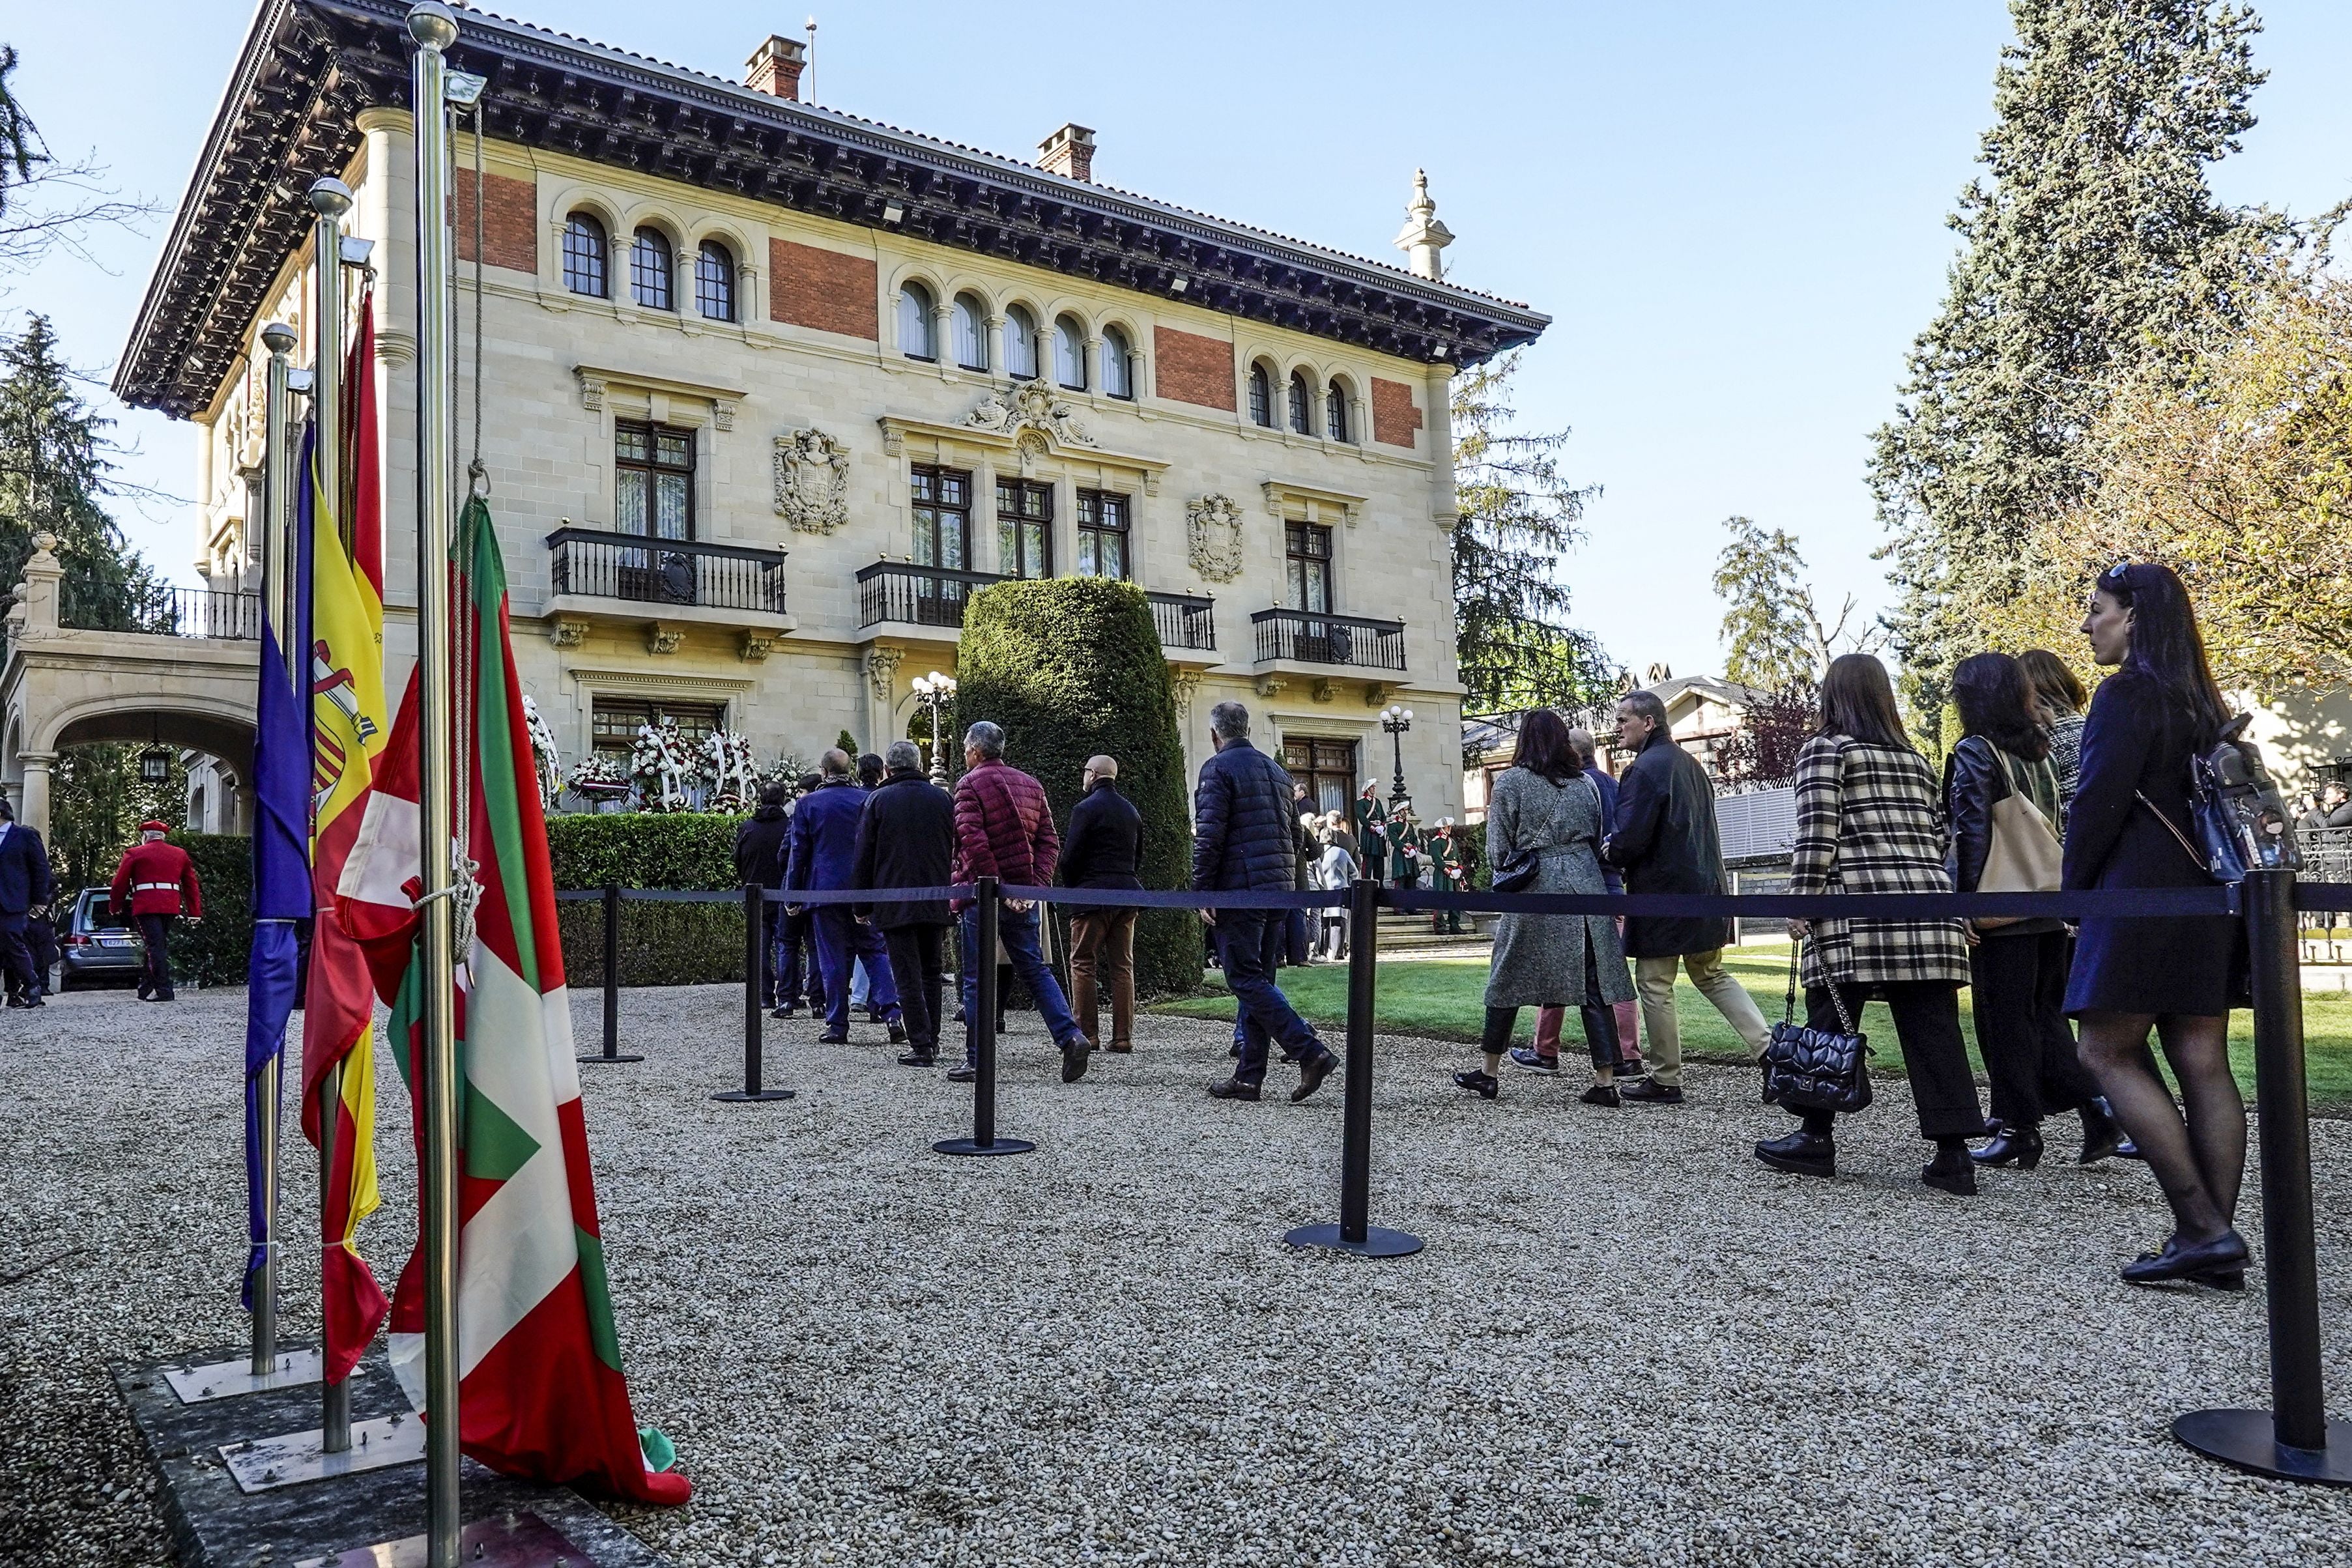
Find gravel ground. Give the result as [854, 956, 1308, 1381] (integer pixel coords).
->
[5, 981, 2351, 1567]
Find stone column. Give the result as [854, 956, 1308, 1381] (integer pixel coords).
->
[985, 313, 1007, 378]
[933, 300, 954, 375]
[17, 750, 54, 838]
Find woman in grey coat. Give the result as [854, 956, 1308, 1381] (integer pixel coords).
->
[1454, 709, 1636, 1104]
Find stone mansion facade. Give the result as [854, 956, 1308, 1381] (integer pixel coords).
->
[102, 0, 1547, 833]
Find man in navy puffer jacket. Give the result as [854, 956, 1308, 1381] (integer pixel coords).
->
[1194, 700, 1337, 1102]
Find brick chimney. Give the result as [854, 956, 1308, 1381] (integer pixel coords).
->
[745, 35, 806, 100]
[1038, 124, 1095, 182]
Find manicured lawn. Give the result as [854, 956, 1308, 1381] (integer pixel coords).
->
[1155, 942, 2352, 1113]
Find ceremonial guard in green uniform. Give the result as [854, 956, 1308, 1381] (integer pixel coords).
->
[1387, 809, 1426, 892]
[1431, 818, 1468, 935]
[1353, 784, 1388, 877]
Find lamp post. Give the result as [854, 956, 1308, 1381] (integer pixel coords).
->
[913, 671, 957, 784]
[1381, 703, 1414, 810]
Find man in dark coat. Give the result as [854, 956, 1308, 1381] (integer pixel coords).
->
[734, 782, 794, 1012]
[788, 750, 903, 1045]
[1058, 754, 1145, 1051]
[1600, 692, 1768, 1102]
[0, 797, 55, 1008]
[109, 820, 202, 1002]
[1195, 700, 1337, 1103]
[854, 741, 956, 1067]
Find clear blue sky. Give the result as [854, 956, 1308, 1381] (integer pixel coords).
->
[8, 1, 2351, 679]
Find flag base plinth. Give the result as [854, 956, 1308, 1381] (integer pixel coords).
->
[222, 1412, 427, 1492]
[712, 1088, 795, 1102]
[2174, 1410, 2352, 1487]
[933, 1137, 1035, 1156]
[1282, 1222, 1424, 1258]
[298, 1507, 588, 1567]
[578, 1052, 644, 1064]
[164, 1346, 323, 1403]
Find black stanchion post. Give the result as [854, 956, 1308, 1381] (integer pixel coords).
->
[1286, 877, 1421, 1257]
[715, 882, 793, 1104]
[2175, 866, 2349, 1483]
[580, 883, 640, 1063]
[937, 875, 1032, 1156]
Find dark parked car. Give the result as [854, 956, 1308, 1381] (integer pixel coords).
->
[59, 887, 143, 991]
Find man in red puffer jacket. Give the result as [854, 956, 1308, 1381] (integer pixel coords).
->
[109, 821, 203, 1002]
[949, 719, 1091, 1087]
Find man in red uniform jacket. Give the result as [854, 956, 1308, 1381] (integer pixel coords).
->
[109, 821, 202, 1001]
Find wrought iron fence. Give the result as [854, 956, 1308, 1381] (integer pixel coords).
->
[1147, 591, 1216, 652]
[855, 562, 1007, 629]
[59, 582, 260, 640]
[545, 528, 787, 614]
[1250, 608, 1406, 671]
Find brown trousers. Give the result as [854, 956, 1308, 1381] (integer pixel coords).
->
[1068, 907, 1138, 1048]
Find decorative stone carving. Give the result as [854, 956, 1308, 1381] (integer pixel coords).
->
[964, 382, 1097, 449]
[879, 425, 904, 457]
[865, 645, 903, 701]
[739, 629, 781, 663]
[549, 617, 589, 649]
[713, 399, 738, 432]
[1186, 494, 1245, 582]
[1312, 678, 1337, 704]
[575, 369, 607, 412]
[1170, 672, 1201, 724]
[773, 427, 852, 535]
[646, 620, 685, 655]
[1362, 681, 1390, 708]
[1254, 676, 1286, 699]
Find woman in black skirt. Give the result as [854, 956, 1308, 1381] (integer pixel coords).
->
[2066, 562, 2247, 1288]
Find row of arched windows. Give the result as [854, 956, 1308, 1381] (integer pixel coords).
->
[1248, 362, 1355, 443]
[564, 212, 738, 322]
[898, 283, 1136, 399]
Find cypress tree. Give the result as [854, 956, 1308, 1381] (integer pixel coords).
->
[1870, 0, 2286, 730]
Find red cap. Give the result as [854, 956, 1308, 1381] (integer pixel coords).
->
[140, 819, 169, 833]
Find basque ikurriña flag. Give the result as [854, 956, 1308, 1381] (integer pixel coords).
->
[299, 300, 393, 1384]
[336, 498, 689, 1505]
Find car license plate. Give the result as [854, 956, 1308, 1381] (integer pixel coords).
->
[99, 935, 135, 947]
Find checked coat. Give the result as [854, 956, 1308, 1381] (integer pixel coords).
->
[1789, 734, 1968, 991]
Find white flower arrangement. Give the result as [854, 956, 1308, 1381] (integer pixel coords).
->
[566, 754, 632, 795]
[702, 728, 760, 813]
[631, 715, 691, 812]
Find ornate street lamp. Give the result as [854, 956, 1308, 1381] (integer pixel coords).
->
[1380, 702, 1414, 809]
[912, 670, 958, 784]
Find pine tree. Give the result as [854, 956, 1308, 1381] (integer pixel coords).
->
[1450, 350, 1613, 715]
[1869, 0, 2287, 733]
[1712, 518, 1814, 692]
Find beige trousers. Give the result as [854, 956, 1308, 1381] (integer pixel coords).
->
[1633, 948, 1771, 1088]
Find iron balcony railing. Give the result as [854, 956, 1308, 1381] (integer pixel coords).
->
[1250, 608, 1406, 671]
[856, 562, 1009, 629]
[60, 582, 260, 640]
[545, 528, 787, 615]
[1146, 591, 1216, 652]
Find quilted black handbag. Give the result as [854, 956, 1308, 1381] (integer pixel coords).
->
[1759, 942, 1872, 1115]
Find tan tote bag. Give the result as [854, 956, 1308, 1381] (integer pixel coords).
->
[1975, 748, 2063, 928]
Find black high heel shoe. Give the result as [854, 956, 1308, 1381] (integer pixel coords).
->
[2121, 1229, 2249, 1287]
[2076, 1100, 2125, 1166]
[1971, 1122, 2043, 1170]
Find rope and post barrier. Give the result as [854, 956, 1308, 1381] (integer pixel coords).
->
[938, 876, 1034, 1156]
[577, 883, 640, 1064]
[715, 882, 794, 1104]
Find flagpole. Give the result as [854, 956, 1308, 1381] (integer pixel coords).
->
[306, 173, 355, 1460]
[250, 320, 299, 1379]
[408, 6, 465, 1563]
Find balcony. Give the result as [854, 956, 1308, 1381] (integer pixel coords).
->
[542, 528, 792, 655]
[856, 562, 1007, 644]
[62, 582, 259, 640]
[1146, 591, 1218, 664]
[1251, 608, 1405, 672]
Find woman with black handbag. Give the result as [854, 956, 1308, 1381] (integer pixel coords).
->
[1452, 708, 1634, 1104]
[1945, 653, 2122, 1169]
[2066, 562, 2248, 1289]
[1757, 655, 1983, 1195]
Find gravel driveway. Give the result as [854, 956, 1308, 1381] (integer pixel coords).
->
[3, 982, 2348, 1567]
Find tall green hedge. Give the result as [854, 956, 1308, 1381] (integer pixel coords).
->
[164, 832, 253, 988]
[545, 811, 744, 986]
[954, 577, 1201, 998]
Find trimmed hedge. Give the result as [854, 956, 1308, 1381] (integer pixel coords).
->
[954, 576, 1201, 999]
[165, 832, 255, 988]
[546, 811, 744, 987]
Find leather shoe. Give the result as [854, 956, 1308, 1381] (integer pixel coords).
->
[769, 1005, 792, 1020]
[1581, 1083, 1620, 1107]
[1618, 1077, 1684, 1104]
[1453, 1068, 1499, 1100]
[2076, 1102, 2125, 1166]
[896, 1050, 936, 1067]
[1971, 1122, 2043, 1170]
[1207, 1076, 1261, 1101]
[1923, 1145, 1978, 1196]
[945, 1064, 977, 1083]
[1106, 1040, 1132, 1053]
[2122, 1229, 2248, 1287]
[1755, 1130, 1835, 1178]
[888, 1021, 908, 1045]
[1060, 1036, 1092, 1084]
[816, 1032, 850, 1046]
[1292, 1050, 1337, 1102]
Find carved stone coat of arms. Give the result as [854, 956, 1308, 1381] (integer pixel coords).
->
[773, 427, 851, 534]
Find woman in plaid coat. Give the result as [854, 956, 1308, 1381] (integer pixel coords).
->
[1755, 655, 1984, 1195]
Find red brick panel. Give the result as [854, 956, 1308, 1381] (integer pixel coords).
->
[1372, 377, 1423, 449]
[1153, 326, 1237, 412]
[454, 169, 536, 274]
[769, 238, 878, 339]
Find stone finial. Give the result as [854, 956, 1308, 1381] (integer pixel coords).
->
[1394, 169, 1454, 281]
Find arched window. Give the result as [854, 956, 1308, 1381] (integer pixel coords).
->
[899, 281, 936, 360]
[695, 240, 736, 321]
[1287, 371, 1313, 435]
[953, 293, 987, 371]
[1005, 305, 1040, 379]
[562, 212, 608, 298]
[1054, 315, 1087, 390]
[1247, 362, 1273, 427]
[1101, 325, 1134, 399]
[631, 227, 674, 311]
[1326, 380, 1352, 443]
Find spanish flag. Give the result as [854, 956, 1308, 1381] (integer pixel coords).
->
[299, 299, 391, 1384]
